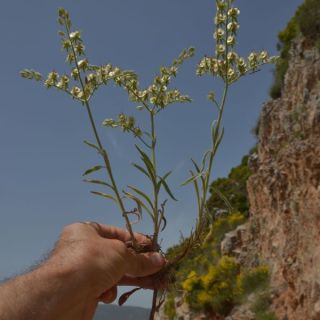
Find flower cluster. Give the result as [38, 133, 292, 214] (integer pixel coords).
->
[20, 69, 42, 81]
[103, 113, 142, 137]
[197, 0, 278, 86]
[117, 48, 194, 110]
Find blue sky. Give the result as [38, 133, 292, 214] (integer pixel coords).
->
[0, 0, 302, 308]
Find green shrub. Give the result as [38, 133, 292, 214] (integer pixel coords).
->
[270, 0, 320, 99]
[237, 265, 270, 296]
[206, 212, 246, 245]
[207, 154, 251, 217]
[256, 312, 278, 320]
[164, 292, 177, 320]
[253, 299, 277, 320]
[296, 0, 320, 43]
[269, 18, 298, 99]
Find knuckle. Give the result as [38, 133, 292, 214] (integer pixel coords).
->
[61, 222, 81, 235]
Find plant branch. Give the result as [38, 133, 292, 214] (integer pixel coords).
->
[64, 20, 138, 248]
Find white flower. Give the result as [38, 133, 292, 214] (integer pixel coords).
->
[217, 44, 226, 54]
[69, 31, 81, 40]
[215, 13, 227, 25]
[77, 59, 89, 70]
[214, 28, 225, 40]
[227, 22, 240, 32]
[228, 68, 235, 78]
[248, 52, 257, 62]
[227, 52, 238, 62]
[237, 58, 246, 67]
[70, 86, 81, 97]
[259, 51, 268, 61]
[227, 8, 240, 17]
[227, 35, 236, 46]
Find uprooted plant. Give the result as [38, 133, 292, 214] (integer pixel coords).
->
[20, 1, 277, 318]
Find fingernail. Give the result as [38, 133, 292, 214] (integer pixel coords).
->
[150, 253, 165, 267]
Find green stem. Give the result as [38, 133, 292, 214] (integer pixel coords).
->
[197, 83, 229, 233]
[196, 1, 231, 233]
[150, 111, 159, 247]
[65, 21, 137, 247]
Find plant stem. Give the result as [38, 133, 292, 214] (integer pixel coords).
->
[150, 111, 159, 246]
[196, 83, 229, 234]
[65, 21, 137, 247]
[149, 110, 160, 320]
[149, 290, 158, 320]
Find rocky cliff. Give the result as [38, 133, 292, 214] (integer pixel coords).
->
[247, 38, 320, 320]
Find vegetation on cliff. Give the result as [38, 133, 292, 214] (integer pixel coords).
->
[164, 154, 276, 319]
[270, 0, 320, 99]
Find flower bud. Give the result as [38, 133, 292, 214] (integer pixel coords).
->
[69, 31, 81, 41]
[227, 52, 238, 62]
[216, 44, 226, 56]
[227, 22, 239, 32]
[215, 13, 227, 25]
[227, 8, 240, 18]
[214, 28, 225, 40]
[227, 35, 236, 46]
[77, 59, 89, 71]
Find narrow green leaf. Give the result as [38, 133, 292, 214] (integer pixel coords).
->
[191, 158, 201, 173]
[190, 170, 201, 213]
[211, 120, 219, 143]
[90, 191, 117, 203]
[123, 191, 154, 219]
[158, 174, 177, 201]
[82, 165, 104, 176]
[132, 163, 151, 180]
[181, 172, 202, 186]
[83, 179, 114, 190]
[127, 185, 154, 210]
[135, 145, 156, 182]
[83, 140, 101, 152]
[201, 150, 211, 171]
[160, 215, 167, 231]
[162, 171, 172, 180]
[211, 186, 233, 214]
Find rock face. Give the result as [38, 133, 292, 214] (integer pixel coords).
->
[247, 38, 320, 320]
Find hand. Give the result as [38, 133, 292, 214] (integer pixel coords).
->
[0, 222, 165, 320]
[47, 222, 165, 318]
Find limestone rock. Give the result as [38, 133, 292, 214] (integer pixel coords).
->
[246, 38, 320, 320]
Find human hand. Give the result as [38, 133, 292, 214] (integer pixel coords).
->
[46, 222, 165, 319]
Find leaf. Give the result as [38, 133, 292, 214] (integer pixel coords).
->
[201, 150, 211, 171]
[90, 191, 117, 203]
[211, 120, 219, 143]
[215, 127, 225, 148]
[190, 170, 201, 213]
[158, 172, 177, 201]
[82, 165, 104, 176]
[83, 179, 114, 190]
[132, 162, 151, 180]
[127, 185, 154, 210]
[123, 191, 154, 219]
[211, 186, 233, 214]
[118, 288, 141, 306]
[83, 140, 101, 152]
[191, 158, 201, 173]
[135, 145, 156, 182]
[181, 172, 202, 186]
[160, 215, 167, 231]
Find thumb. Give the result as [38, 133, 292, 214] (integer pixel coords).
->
[126, 252, 165, 277]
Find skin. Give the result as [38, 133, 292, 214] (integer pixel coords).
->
[0, 222, 165, 320]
